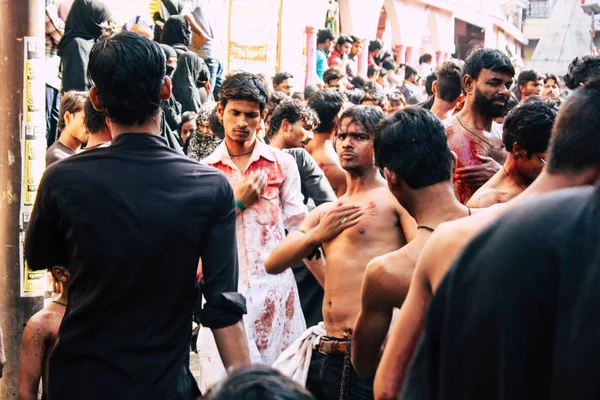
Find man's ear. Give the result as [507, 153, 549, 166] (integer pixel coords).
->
[217, 102, 225, 122]
[450, 150, 459, 173]
[64, 111, 73, 126]
[463, 75, 474, 94]
[432, 80, 438, 95]
[160, 76, 172, 101]
[89, 87, 105, 111]
[512, 142, 526, 159]
[281, 118, 290, 132]
[261, 108, 268, 122]
[51, 266, 70, 283]
[384, 167, 400, 189]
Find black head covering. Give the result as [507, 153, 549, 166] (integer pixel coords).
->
[58, 0, 112, 56]
[171, 52, 206, 114]
[161, 15, 191, 47]
[160, 44, 178, 61]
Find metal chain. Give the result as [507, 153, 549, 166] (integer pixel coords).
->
[339, 332, 352, 400]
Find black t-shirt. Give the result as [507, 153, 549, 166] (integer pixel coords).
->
[26, 133, 246, 399]
[402, 183, 600, 400]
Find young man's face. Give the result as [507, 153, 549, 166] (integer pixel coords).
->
[520, 78, 543, 100]
[339, 42, 353, 54]
[469, 68, 513, 118]
[350, 42, 363, 57]
[67, 109, 89, 144]
[274, 79, 293, 96]
[543, 79, 560, 98]
[218, 100, 263, 144]
[282, 119, 314, 149]
[335, 117, 374, 173]
[326, 78, 343, 91]
[515, 148, 548, 184]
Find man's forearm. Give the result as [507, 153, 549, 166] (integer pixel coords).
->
[265, 231, 320, 274]
[184, 14, 211, 39]
[212, 320, 250, 370]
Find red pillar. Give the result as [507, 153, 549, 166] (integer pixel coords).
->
[395, 44, 406, 65]
[358, 45, 368, 76]
[405, 46, 415, 67]
[304, 26, 317, 88]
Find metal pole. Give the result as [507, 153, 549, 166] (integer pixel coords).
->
[0, 0, 45, 397]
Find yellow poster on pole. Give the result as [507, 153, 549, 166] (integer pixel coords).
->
[21, 36, 47, 297]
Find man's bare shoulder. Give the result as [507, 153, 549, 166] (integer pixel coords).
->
[25, 307, 62, 338]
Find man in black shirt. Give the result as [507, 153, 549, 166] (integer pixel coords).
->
[25, 32, 249, 400]
[401, 77, 600, 400]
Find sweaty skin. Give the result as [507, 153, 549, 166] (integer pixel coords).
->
[467, 167, 523, 208]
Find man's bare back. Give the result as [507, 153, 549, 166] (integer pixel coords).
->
[320, 185, 412, 337]
[306, 138, 347, 197]
[19, 301, 66, 400]
[467, 167, 523, 208]
[445, 115, 508, 203]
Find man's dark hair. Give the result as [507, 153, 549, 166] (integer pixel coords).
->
[273, 72, 293, 86]
[381, 58, 397, 72]
[317, 29, 335, 45]
[436, 60, 463, 102]
[374, 107, 452, 189]
[544, 73, 560, 85]
[502, 97, 557, 155]
[323, 68, 345, 85]
[269, 91, 291, 106]
[304, 85, 319, 101]
[419, 53, 433, 64]
[362, 80, 381, 92]
[219, 72, 269, 114]
[368, 39, 383, 53]
[367, 64, 380, 79]
[425, 73, 437, 96]
[208, 108, 225, 139]
[267, 99, 320, 139]
[59, 90, 88, 130]
[346, 88, 365, 105]
[336, 35, 354, 47]
[308, 89, 345, 133]
[547, 76, 600, 174]
[350, 35, 365, 44]
[404, 65, 418, 80]
[351, 75, 367, 88]
[359, 90, 387, 109]
[502, 92, 520, 117]
[463, 46, 515, 81]
[88, 32, 165, 126]
[338, 105, 384, 138]
[204, 365, 315, 400]
[518, 69, 544, 88]
[387, 91, 406, 108]
[563, 55, 600, 89]
[83, 97, 106, 134]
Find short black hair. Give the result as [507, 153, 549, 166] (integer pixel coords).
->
[338, 105, 384, 137]
[346, 88, 365, 105]
[547, 76, 600, 174]
[317, 29, 335, 45]
[419, 53, 433, 64]
[367, 64, 380, 79]
[359, 90, 388, 109]
[267, 99, 320, 139]
[425, 73, 437, 96]
[404, 65, 418, 80]
[374, 107, 452, 189]
[368, 39, 383, 53]
[220, 72, 269, 114]
[308, 89, 346, 133]
[436, 60, 463, 102]
[204, 365, 315, 400]
[350, 35, 365, 44]
[180, 111, 198, 126]
[208, 107, 225, 139]
[563, 55, 600, 89]
[381, 58, 397, 72]
[273, 72, 293, 86]
[336, 35, 354, 47]
[544, 73, 559, 85]
[463, 46, 515, 81]
[518, 69, 544, 88]
[304, 85, 319, 101]
[59, 90, 88, 130]
[351, 75, 367, 88]
[269, 91, 291, 106]
[323, 68, 345, 85]
[88, 32, 166, 126]
[83, 97, 106, 134]
[502, 97, 557, 155]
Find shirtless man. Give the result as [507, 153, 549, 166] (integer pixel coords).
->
[351, 107, 472, 378]
[266, 105, 415, 399]
[467, 98, 557, 208]
[306, 89, 347, 197]
[374, 78, 600, 400]
[19, 266, 69, 400]
[445, 47, 515, 203]
[429, 60, 464, 121]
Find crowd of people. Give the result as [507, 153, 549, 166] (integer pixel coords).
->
[1, 0, 598, 399]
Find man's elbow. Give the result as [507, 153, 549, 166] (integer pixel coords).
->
[264, 256, 284, 275]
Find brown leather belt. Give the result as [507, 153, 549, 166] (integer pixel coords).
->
[317, 336, 351, 356]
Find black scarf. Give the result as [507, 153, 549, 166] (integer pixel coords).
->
[58, 0, 112, 56]
[161, 15, 191, 47]
[171, 52, 203, 114]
